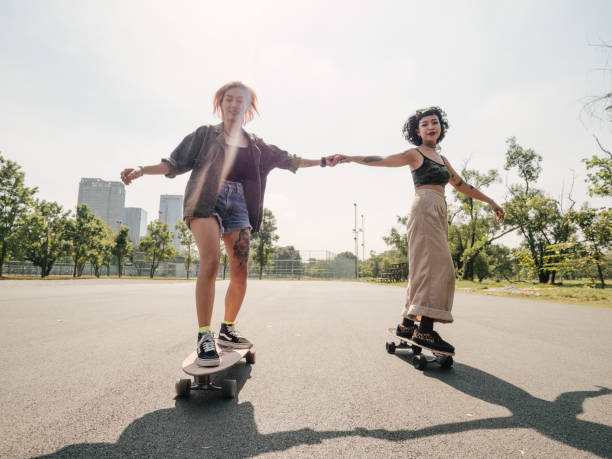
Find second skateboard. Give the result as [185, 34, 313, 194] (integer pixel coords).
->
[386, 327, 454, 371]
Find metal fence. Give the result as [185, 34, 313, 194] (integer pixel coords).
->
[3, 253, 358, 280]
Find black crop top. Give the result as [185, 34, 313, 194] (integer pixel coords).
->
[410, 149, 451, 187]
[225, 146, 253, 183]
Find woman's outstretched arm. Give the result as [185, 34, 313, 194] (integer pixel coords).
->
[328, 151, 415, 168]
[120, 162, 171, 185]
[444, 157, 505, 221]
[298, 158, 322, 168]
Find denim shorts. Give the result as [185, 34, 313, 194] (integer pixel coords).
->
[211, 181, 252, 234]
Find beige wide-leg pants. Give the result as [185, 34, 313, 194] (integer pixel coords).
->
[402, 188, 455, 323]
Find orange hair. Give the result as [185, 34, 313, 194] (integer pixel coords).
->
[213, 81, 259, 125]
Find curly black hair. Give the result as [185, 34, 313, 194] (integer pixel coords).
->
[402, 106, 449, 146]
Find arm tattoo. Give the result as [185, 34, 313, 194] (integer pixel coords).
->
[469, 185, 474, 190]
[456, 179, 464, 187]
[233, 229, 250, 265]
[364, 156, 383, 163]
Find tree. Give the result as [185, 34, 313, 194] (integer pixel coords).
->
[583, 138, 612, 198]
[102, 235, 115, 276]
[138, 220, 178, 278]
[382, 216, 409, 280]
[304, 257, 329, 278]
[448, 166, 517, 280]
[506, 190, 565, 283]
[359, 250, 396, 278]
[175, 220, 196, 279]
[112, 225, 133, 278]
[66, 204, 108, 277]
[570, 206, 611, 288]
[250, 208, 279, 280]
[504, 138, 567, 283]
[274, 245, 302, 278]
[383, 216, 408, 261]
[89, 229, 113, 278]
[20, 200, 71, 278]
[582, 41, 611, 126]
[581, 41, 611, 198]
[331, 251, 358, 278]
[0, 154, 38, 277]
[486, 245, 516, 281]
[504, 137, 542, 194]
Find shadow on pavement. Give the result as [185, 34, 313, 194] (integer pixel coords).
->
[36, 360, 612, 458]
[368, 353, 612, 457]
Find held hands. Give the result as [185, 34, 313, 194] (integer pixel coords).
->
[490, 201, 505, 222]
[120, 167, 144, 185]
[325, 154, 350, 167]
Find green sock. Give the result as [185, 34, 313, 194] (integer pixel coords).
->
[199, 325, 211, 333]
[222, 320, 235, 326]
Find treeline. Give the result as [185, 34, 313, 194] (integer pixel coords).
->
[235, 209, 358, 279]
[0, 153, 200, 279]
[361, 137, 611, 288]
[2, 131, 610, 286]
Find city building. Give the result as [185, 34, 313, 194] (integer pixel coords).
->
[123, 207, 148, 244]
[77, 178, 125, 231]
[159, 194, 183, 250]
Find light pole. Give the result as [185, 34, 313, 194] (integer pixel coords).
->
[360, 214, 365, 261]
[353, 203, 359, 278]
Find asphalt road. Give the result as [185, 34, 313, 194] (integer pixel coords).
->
[1, 279, 611, 458]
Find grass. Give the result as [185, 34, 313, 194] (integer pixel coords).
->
[361, 277, 611, 308]
[454, 279, 612, 307]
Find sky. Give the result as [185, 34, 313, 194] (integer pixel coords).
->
[1, 0, 611, 258]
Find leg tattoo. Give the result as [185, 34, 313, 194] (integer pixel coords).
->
[233, 229, 250, 265]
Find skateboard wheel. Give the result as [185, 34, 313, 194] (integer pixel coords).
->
[386, 342, 396, 354]
[175, 378, 191, 397]
[440, 356, 454, 369]
[411, 345, 422, 355]
[246, 350, 256, 364]
[413, 355, 427, 370]
[222, 379, 237, 398]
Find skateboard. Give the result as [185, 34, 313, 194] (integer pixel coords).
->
[386, 327, 454, 370]
[175, 340, 255, 399]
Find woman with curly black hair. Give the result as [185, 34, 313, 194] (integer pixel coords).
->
[330, 107, 504, 352]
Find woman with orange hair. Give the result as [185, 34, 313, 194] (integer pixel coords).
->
[120, 81, 325, 366]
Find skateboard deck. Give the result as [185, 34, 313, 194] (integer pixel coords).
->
[386, 327, 454, 370]
[175, 340, 255, 398]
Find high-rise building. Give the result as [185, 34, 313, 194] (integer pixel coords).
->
[123, 207, 148, 244]
[159, 194, 183, 250]
[77, 178, 125, 231]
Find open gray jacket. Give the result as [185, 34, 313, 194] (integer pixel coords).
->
[162, 123, 301, 233]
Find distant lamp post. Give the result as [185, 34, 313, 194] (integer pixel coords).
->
[353, 203, 359, 278]
[360, 214, 365, 261]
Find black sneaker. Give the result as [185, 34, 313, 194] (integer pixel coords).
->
[197, 331, 220, 367]
[396, 323, 416, 339]
[411, 329, 455, 353]
[218, 323, 252, 349]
